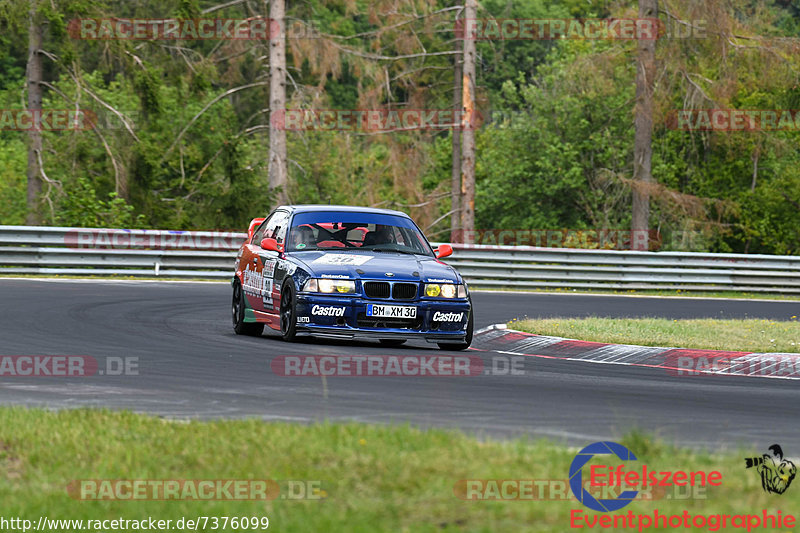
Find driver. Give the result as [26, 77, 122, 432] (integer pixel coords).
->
[364, 224, 396, 246]
[291, 225, 316, 249]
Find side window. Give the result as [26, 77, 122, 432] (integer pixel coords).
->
[273, 213, 290, 244]
[252, 216, 273, 244]
[262, 211, 290, 245]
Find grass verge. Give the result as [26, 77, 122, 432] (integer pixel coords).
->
[0, 408, 796, 532]
[511, 317, 800, 353]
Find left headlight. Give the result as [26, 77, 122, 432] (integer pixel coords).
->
[303, 278, 356, 294]
[424, 283, 467, 299]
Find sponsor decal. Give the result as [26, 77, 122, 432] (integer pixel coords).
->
[262, 259, 277, 276]
[312, 254, 372, 266]
[243, 263, 274, 308]
[320, 274, 350, 279]
[281, 260, 297, 276]
[262, 259, 277, 306]
[427, 278, 456, 284]
[297, 317, 310, 324]
[432, 312, 464, 322]
[310, 305, 346, 317]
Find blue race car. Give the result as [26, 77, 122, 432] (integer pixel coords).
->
[231, 205, 473, 350]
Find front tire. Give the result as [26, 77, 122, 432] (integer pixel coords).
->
[280, 281, 298, 342]
[437, 300, 473, 351]
[232, 280, 264, 336]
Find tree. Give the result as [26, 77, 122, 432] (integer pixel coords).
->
[631, 0, 657, 250]
[460, 0, 476, 240]
[450, 13, 462, 243]
[268, 0, 288, 205]
[25, 0, 43, 224]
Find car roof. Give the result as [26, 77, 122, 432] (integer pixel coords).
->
[275, 205, 411, 218]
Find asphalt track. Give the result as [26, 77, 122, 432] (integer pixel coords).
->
[1, 278, 799, 450]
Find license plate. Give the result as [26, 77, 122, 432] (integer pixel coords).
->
[366, 304, 417, 318]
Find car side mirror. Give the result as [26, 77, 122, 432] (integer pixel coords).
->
[260, 238, 283, 253]
[248, 217, 266, 242]
[435, 244, 453, 259]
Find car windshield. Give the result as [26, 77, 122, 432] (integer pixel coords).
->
[285, 211, 433, 256]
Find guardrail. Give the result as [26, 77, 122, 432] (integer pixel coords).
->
[0, 225, 798, 293]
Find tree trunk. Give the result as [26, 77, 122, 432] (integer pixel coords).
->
[26, 0, 43, 225]
[450, 35, 462, 243]
[460, 0, 477, 242]
[268, 0, 288, 205]
[631, 0, 658, 251]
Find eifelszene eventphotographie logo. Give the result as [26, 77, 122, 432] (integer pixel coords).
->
[569, 441, 722, 513]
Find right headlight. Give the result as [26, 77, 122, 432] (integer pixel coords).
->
[424, 283, 467, 299]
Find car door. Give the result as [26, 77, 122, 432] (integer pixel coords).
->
[241, 211, 286, 316]
[241, 216, 270, 314]
[256, 210, 290, 317]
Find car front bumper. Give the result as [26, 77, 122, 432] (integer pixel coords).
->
[295, 293, 471, 343]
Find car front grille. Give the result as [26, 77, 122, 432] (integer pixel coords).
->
[392, 283, 417, 300]
[364, 281, 390, 298]
[363, 281, 419, 300]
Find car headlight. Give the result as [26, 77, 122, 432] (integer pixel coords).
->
[441, 284, 457, 298]
[303, 278, 355, 294]
[425, 283, 466, 298]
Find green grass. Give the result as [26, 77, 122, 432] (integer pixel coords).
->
[0, 408, 797, 532]
[511, 317, 800, 353]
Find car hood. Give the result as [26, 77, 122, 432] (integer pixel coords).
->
[292, 251, 460, 283]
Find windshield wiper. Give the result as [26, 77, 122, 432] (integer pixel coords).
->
[372, 248, 419, 255]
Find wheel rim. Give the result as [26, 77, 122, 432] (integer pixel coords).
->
[280, 288, 293, 334]
[232, 284, 242, 325]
